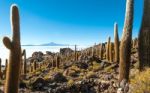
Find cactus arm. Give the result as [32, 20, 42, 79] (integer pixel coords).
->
[3, 37, 13, 50]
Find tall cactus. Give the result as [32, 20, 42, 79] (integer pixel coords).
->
[3, 5, 21, 93]
[138, 0, 150, 70]
[4, 59, 8, 79]
[109, 42, 114, 62]
[100, 43, 104, 60]
[114, 22, 120, 63]
[74, 45, 77, 61]
[119, 0, 134, 82]
[91, 46, 94, 57]
[33, 61, 37, 71]
[106, 37, 111, 61]
[30, 62, 33, 72]
[132, 38, 138, 48]
[56, 54, 61, 68]
[22, 49, 27, 75]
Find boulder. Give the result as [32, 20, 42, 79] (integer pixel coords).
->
[30, 77, 46, 91]
[51, 72, 67, 83]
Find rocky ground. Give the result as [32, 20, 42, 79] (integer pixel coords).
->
[0, 47, 139, 93]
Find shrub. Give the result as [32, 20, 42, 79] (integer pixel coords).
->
[92, 61, 101, 72]
[86, 71, 97, 79]
[130, 68, 150, 93]
[67, 79, 74, 86]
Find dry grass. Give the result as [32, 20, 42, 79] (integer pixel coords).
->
[130, 68, 150, 93]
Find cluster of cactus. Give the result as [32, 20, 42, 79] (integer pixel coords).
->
[1, 0, 150, 92]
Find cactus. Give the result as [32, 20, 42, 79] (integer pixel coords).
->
[4, 59, 8, 78]
[114, 22, 120, 63]
[30, 62, 34, 73]
[119, 0, 134, 82]
[106, 37, 111, 61]
[3, 4, 21, 93]
[74, 45, 77, 61]
[33, 61, 37, 71]
[132, 38, 138, 48]
[94, 43, 97, 56]
[22, 49, 27, 75]
[52, 57, 56, 68]
[56, 54, 61, 68]
[138, 0, 150, 70]
[100, 43, 104, 60]
[109, 42, 114, 62]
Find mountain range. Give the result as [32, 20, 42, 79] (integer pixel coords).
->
[22, 42, 69, 46]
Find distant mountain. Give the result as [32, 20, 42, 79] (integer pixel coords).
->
[40, 42, 68, 46]
[22, 42, 68, 46]
[21, 44, 35, 46]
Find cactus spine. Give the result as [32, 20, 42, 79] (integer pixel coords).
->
[138, 0, 150, 70]
[3, 5, 21, 93]
[119, 0, 134, 82]
[114, 22, 120, 63]
[106, 37, 111, 61]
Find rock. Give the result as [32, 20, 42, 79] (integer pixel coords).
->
[31, 51, 44, 62]
[46, 51, 53, 55]
[117, 88, 123, 93]
[100, 82, 110, 91]
[124, 83, 129, 93]
[51, 72, 67, 83]
[30, 77, 46, 91]
[104, 74, 113, 81]
[86, 72, 97, 79]
[100, 61, 111, 69]
[76, 62, 88, 69]
[63, 61, 74, 69]
[19, 81, 27, 89]
[120, 79, 127, 89]
[60, 48, 74, 56]
[32, 51, 44, 58]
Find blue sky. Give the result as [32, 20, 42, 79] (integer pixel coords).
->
[0, 0, 143, 46]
